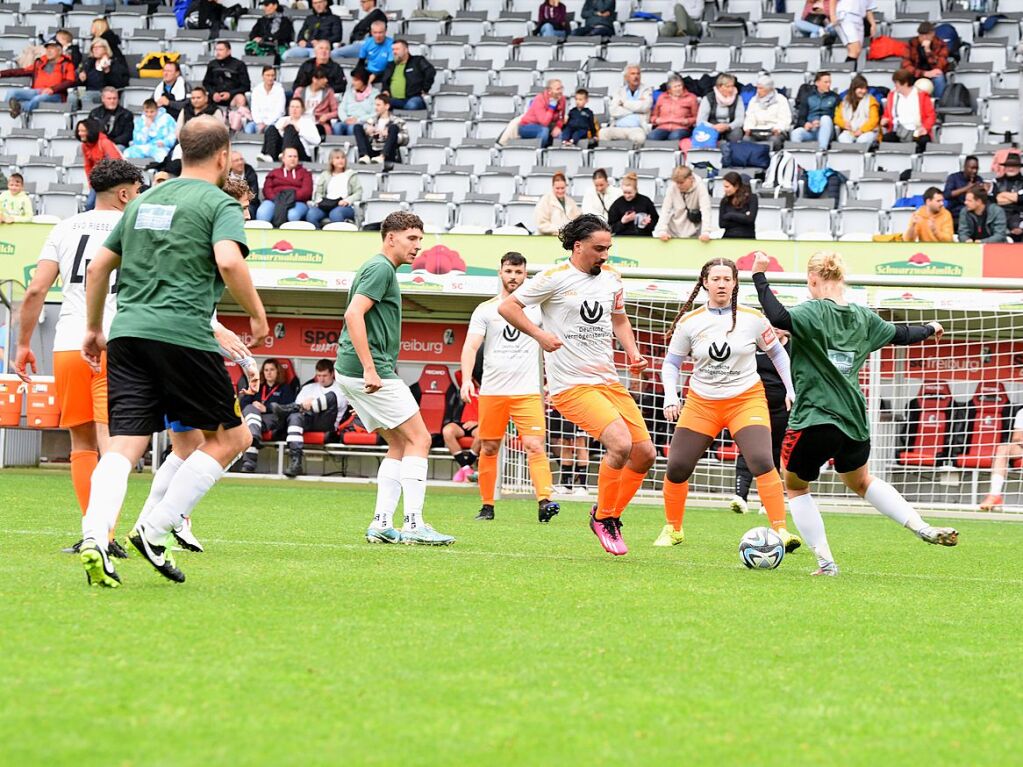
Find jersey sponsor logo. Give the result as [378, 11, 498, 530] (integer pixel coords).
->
[580, 300, 603, 324]
[827, 349, 854, 375]
[135, 204, 176, 231]
[708, 341, 731, 362]
[502, 325, 521, 342]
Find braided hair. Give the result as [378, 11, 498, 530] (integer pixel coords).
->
[665, 258, 740, 343]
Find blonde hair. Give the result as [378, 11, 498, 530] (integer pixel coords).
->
[91, 18, 109, 37]
[328, 147, 348, 173]
[89, 38, 113, 58]
[621, 171, 638, 190]
[672, 165, 692, 184]
[807, 250, 846, 282]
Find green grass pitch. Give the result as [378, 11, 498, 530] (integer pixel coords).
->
[1, 469, 1021, 766]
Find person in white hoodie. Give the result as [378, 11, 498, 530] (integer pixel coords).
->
[258, 96, 321, 162]
[246, 65, 286, 135]
[598, 64, 652, 147]
[581, 168, 622, 220]
[743, 74, 792, 151]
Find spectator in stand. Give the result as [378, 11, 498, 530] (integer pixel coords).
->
[661, 1, 703, 37]
[655, 165, 712, 242]
[90, 18, 125, 62]
[881, 68, 936, 152]
[901, 21, 949, 100]
[268, 359, 347, 477]
[293, 40, 347, 95]
[581, 168, 621, 219]
[697, 73, 745, 144]
[238, 359, 296, 473]
[835, 74, 880, 145]
[123, 99, 178, 163]
[958, 186, 1008, 243]
[518, 79, 566, 148]
[743, 74, 792, 151]
[228, 93, 253, 133]
[203, 40, 251, 107]
[608, 171, 658, 236]
[944, 155, 986, 226]
[830, 0, 877, 63]
[903, 186, 953, 243]
[574, 0, 615, 37]
[294, 66, 339, 137]
[77, 118, 121, 211]
[306, 148, 362, 228]
[1, 38, 75, 117]
[224, 175, 254, 221]
[562, 88, 598, 146]
[600, 64, 652, 147]
[648, 74, 699, 141]
[380, 39, 435, 111]
[88, 87, 134, 150]
[248, 0, 294, 59]
[0, 173, 33, 223]
[335, 68, 377, 136]
[259, 97, 322, 162]
[154, 60, 188, 120]
[187, 0, 246, 41]
[536, 0, 570, 38]
[246, 66, 286, 134]
[353, 93, 407, 165]
[229, 150, 260, 219]
[719, 171, 758, 239]
[286, 0, 343, 59]
[334, 0, 388, 60]
[257, 146, 313, 224]
[993, 154, 1023, 242]
[791, 71, 839, 150]
[534, 171, 581, 235]
[795, 0, 830, 38]
[78, 38, 130, 105]
[54, 29, 81, 69]
[357, 20, 394, 87]
[178, 86, 225, 129]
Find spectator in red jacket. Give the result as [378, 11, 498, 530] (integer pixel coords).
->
[516, 79, 566, 148]
[881, 68, 936, 153]
[77, 118, 122, 210]
[257, 147, 313, 224]
[1, 38, 76, 117]
[901, 22, 949, 99]
[648, 74, 699, 141]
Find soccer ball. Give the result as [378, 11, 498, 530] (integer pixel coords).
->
[738, 527, 785, 570]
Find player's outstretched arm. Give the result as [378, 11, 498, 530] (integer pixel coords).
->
[498, 296, 562, 353]
[14, 260, 59, 382]
[459, 333, 484, 402]
[890, 322, 941, 345]
[751, 272, 793, 331]
[214, 240, 269, 345]
[343, 294, 382, 392]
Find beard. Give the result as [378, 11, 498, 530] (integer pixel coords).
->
[588, 264, 602, 276]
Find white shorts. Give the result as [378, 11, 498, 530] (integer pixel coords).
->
[336, 375, 419, 433]
[836, 13, 864, 45]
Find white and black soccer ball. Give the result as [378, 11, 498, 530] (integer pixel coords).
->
[738, 527, 785, 570]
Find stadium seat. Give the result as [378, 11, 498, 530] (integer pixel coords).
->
[826, 144, 870, 181]
[770, 64, 809, 95]
[430, 36, 469, 69]
[456, 195, 501, 230]
[522, 166, 563, 197]
[755, 13, 794, 47]
[28, 103, 69, 138]
[322, 222, 359, 231]
[854, 172, 902, 209]
[449, 61, 493, 91]
[784, 142, 822, 173]
[517, 37, 558, 70]
[4, 129, 43, 164]
[473, 37, 515, 69]
[452, 140, 495, 175]
[898, 382, 954, 467]
[108, 9, 148, 35]
[20, 157, 62, 189]
[918, 144, 963, 176]
[884, 207, 915, 235]
[407, 140, 451, 175]
[499, 140, 543, 175]
[691, 41, 735, 72]
[38, 188, 81, 219]
[985, 93, 1021, 141]
[431, 86, 474, 115]
[971, 39, 1009, 72]
[954, 382, 1014, 470]
[496, 61, 539, 92]
[474, 114, 516, 141]
[411, 194, 455, 231]
[279, 221, 316, 230]
[791, 199, 835, 237]
[756, 199, 790, 236]
[589, 141, 633, 178]
[465, 0, 505, 20]
[382, 165, 430, 197]
[476, 166, 519, 198]
[431, 165, 473, 197]
[937, 116, 982, 154]
[835, 200, 883, 240]
[543, 146, 587, 177]
[502, 197, 540, 231]
[418, 364, 453, 436]
[903, 173, 949, 199]
[449, 13, 489, 43]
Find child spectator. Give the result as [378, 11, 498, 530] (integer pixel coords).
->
[563, 88, 598, 145]
[0, 173, 33, 223]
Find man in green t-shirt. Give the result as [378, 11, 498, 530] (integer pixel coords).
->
[78, 115, 270, 587]
[335, 211, 454, 546]
[751, 250, 958, 577]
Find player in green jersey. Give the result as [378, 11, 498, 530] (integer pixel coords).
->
[751, 250, 958, 576]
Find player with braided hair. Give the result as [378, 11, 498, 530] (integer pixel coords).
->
[657, 258, 801, 550]
[500, 214, 655, 556]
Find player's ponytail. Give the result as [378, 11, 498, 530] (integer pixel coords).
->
[807, 250, 846, 283]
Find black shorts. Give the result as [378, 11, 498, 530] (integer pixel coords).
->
[107, 336, 242, 437]
[444, 420, 478, 437]
[781, 423, 871, 483]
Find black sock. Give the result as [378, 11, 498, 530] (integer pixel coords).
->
[735, 470, 752, 501]
[455, 450, 476, 468]
[574, 467, 587, 488]
[560, 461, 575, 487]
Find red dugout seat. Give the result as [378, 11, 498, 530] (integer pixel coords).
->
[955, 382, 1013, 470]
[898, 382, 954, 467]
[418, 364, 452, 435]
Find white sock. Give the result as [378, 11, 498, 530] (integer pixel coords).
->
[372, 457, 402, 529]
[400, 455, 429, 530]
[144, 450, 224, 541]
[134, 452, 184, 529]
[789, 493, 835, 566]
[82, 453, 133, 549]
[990, 473, 1006, 496]
[864, 478, 927, 533]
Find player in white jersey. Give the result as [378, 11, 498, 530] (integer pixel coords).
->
[14, 159, 144, 557]
[460, 252, 559, 523]
[659, 258, 800, 550]
[830, 0, 877, 61]
[500, 215, 656, 556]
[979, 408, 1023, 510]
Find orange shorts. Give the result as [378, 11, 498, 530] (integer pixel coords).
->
[677, 381, 770, 439]
[53, 350, 107, 428]
[477, 394, 546, 441]
[551, 382, 651, 443]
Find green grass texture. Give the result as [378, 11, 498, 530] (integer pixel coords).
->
[1, 469, 1021, 767]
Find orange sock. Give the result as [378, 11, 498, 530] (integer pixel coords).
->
[595, 461, 623, 519]
[478, 452, 498, 506]
[612, 467, 647, 517]
[528, 452, 554, 501]
[663, 479, 689, 531]
[69, 449, 98, 516]
[757, 470, 788, 532]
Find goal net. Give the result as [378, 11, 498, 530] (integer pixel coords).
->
[498, 274, 1023, 515]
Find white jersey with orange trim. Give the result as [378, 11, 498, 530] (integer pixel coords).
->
[468, 296, 543, 397]
[37, 210, 122, 352]
[514, 262, 625, 396]
[667, 305, 780, 399]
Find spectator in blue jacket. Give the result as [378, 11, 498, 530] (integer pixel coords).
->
[357, 20, 394, 87]
[790, 71, 839, 150]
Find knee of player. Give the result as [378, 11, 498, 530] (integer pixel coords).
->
[232, 425, 254, 453]
[441, 422, 459, 438]
[631, 441, 657, 470]
[665, 462, 692, 485]
[843, 472, 873, 497]
[747, 456, 776, 477]
[480, 439, 502, 457]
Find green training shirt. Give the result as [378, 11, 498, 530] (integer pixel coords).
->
[786, 300, 896, 442]
[104, 177, 248, 353]
[335, 254, 402, 380]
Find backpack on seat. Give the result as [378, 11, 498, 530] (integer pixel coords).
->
[936, 82, 973, 117]
[762, 150, 800, 194]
